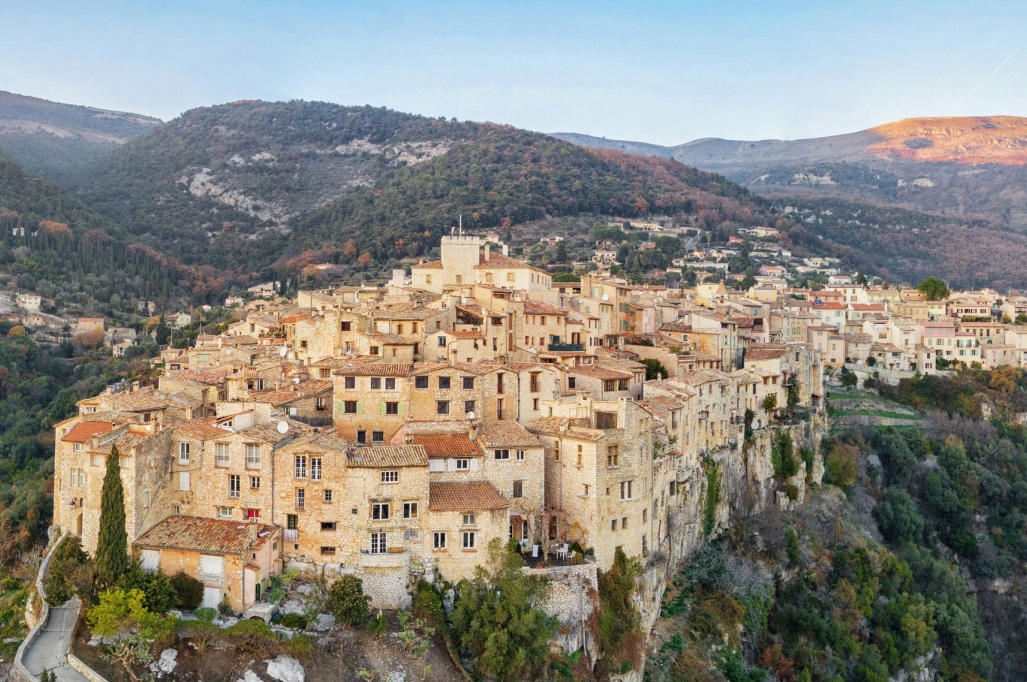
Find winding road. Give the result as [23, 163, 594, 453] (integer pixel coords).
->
[21, 597, 90, 682]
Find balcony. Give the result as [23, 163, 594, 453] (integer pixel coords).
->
[548, 343, 584, 352]
[283, 529, 299, 543]
[358, 548, 409, 568]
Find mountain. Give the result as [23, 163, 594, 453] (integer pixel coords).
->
[553, 117, 1027, 229]
[0, 90, 161, 186]
[74, 100, 781, 275]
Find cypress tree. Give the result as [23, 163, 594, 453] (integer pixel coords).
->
[95, 444, 129, 586]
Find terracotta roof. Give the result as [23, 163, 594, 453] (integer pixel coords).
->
[476, 421, 542, 448]
[336, 362, 413, 377]
[566, 365, 632, 380]
[135, 516, 276, 554]
[745, 347, 788, 361]
[365, 332, 419, 344]
[445, 330, 485, 339]
[347, 445, 428, 468]
[525, 417, 607, 441]
[162, 369, 227, 385]
[169, 419, 229, 441]
[522, 299, 567, 315]
[429, 481, 509, 512]
[411, 433, 482, 459]
[62, 421, 114, 443]
[250, 379, 332, 406]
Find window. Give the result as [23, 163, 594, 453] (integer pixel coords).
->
[356, 430, 366, 444]
[607, 445, 620, 467]
[643, 508, 648, 523]
[372, 430, 384, 443]
[372, 503, 390, 520]
[218, 507, 233, 519]
[462, 531, 476, 549]
[513, 480, 523, 498]
[324, 489, 333, 503]
[142, 490, 150, 508]
[438, 376, 451, 389]
[437, 400, 450, 415]
[403, 502, 418, 519]
[603, 379, 616, 392]
[250, 476, 261, 489]
[433, 532, 447, 550]
[429, 459, 445, 472]
[216, 443, 229, 466]
[344, 376, 355, 389]
[464, 400, 476, 413]
[369, 346, 379, 356]
[178, 442, 190, 463]
[583, 484, 590, 497]
[462, 376, 474, 390]
[295, 456, 307, 478]
[295, 489, 305, 508]
[568, 377, 576, 389]
[344, 401, 358, 414]
[246, 444, 260, 468]
[381, 470, 398, 483]
[385, 402, 399, 415]
[246, 508, 259, 520]
[415, 376, 429, 389]
[595, 411, 618, 429]
[229, 475, 240, 498]
[321, 522, 337, 532]
[497, 373, 504, 393]
[530, 373, 540, 392]
[321, 546, 336, 556]
[437, 336, 447, 347]
[199, 554, 224, 577]
[287, 514, 298, 530]
[311, 458, 322, 481]
[74, 443, 83, 452]
[370, 532, 387, 554]
[516, 450, 525, 461]
[179, 471, 190, 491]
[620, 480, 633, 500]
[91, 454, 103, 466]
[621, 516, 628, 529]
[455, 458, 470, 471]
[494, 449, 510, 460]
[384, 377, 396, 390]
[462, 513, 476, 526]
[669, 481, 677, 497]
[370, 377, 382, 390]
[618, 379, 629, 391]
[316, 397, 326, 411]
[612, 519, 618, 531]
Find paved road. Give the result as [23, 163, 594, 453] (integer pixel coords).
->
[21, 597, 90, 682]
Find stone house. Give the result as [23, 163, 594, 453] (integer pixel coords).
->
[134, 516, 280, 611]
[333, 362, 412, 444]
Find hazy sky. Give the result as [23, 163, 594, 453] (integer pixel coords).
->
[2, 0, 1024, 145]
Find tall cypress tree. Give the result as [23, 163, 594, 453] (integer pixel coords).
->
[95, 444, 129, 586]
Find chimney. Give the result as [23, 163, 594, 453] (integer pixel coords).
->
[484, 244, 491, 261]
[247, 522, 257, 546]
[468, 423, 478, 443]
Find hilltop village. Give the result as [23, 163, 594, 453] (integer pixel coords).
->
[50, 232, 829, 624]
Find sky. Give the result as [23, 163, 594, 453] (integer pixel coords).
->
[1, 0, 1025, 145]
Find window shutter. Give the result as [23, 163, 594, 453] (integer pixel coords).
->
[379, 402, 385, 415]
[447, 459, 456, 472]
[179, 472, 190, 491]
[470, 459, 479, 471]
[398, 403, 405, 415]
[356, 401, 363, 414]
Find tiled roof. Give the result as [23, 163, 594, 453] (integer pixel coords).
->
[411, 433, 482, 459]
[250, 379, 332, 406]
[525, 417, 606, 442]
[347, 445, 428, 468]
[62, 421, 114, 443]
[365, 332, 419, 344]
[745, 347, 788, 361]
[477, 422, 542, 448]
[336, 362, 413, 377]
[522, 299, 566, 315]
[169, 419, 229, 441]
[445, 330, 485, 339]
[429, 481, 509, 512]
[135, 516, 276, 554]
[162, 369, 227, 385]
[567, 365, 632, 380]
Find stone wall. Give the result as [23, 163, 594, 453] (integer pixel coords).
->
[522, 562, 599, 662]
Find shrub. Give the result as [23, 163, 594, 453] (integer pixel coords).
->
[785, 527, 801, 565]
[118, 565, 177, 614]
[1, 577, 20, 592]
[411, 580, 444, 626]
[772, 430, 799, 479]
[597, 548, 644, 675]
[367, 611, 388, 637]
[170, 572, 204, 610]
[279, 613, 308, 630]
[284, 633, 314, 660]
[876, 487, 924, 544]
[227, 618, 279, 657]
[193, 607, 217, 623]
[42, 572, 73, 606]
[327, 575, 371, 626]
[702, 459, 722, 537]
[183, 620, 222, 654]
[218, 593, 233, 617]
[825, 442, 859, 488]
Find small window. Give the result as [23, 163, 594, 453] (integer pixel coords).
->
[324, 489, 333, 503]
[294, 455, 307, 478]
[218, 507, 233, 519]
[462, 513, 475, 526]
[494, 449, 509, 460]
[246, 444, 261, 468]
[178, 442, 190, 463]
[568, 377, 576, 389]
[250, 476, 261, 489]
[513, 480, 523, 498]
[372, 503, 390, 520]
[438, 336, 447, 347]
[344, 401, 358, 414]
[415, 376, 429, 389]
[370, 532, 387, 554]
[73, 443, 83, 452]
[229, 474, 240, 498]
[179, 471, 190, 491]
[456, 458, 469, 471]
[311, 458, 322, 481]
[369, 346, 379, 356]
[321, 522, 337, 532]
[462, 531, 476, 549]
[356, 430, 367, 444]
[216, 443, 229, 466]
[437, 400, 450, 415]
[386, 402, 399, 415]
[438, 376, 451, 389]
[385, 378, 396, 390]
[433, 532, 447, 550]
[403, 502, 418, 519]
[287, 514, 299, 530]
[321, 546, 336, 556]
[516, 450, 525, 461]
[381, 471, 398, 483]
[372, 430, 384, 443]
[464, 400, 476, 413]
[462, 377, 474, 390]
[344, 376, 355, 389]
[296, 489, 306, 507]
[341, 321, 352, 332]
[370, 378, 382, 390]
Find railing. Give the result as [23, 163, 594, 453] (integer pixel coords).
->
[291, 414, 334, 428]
[548, 343, 584, 352]
[283, 529, 299, 543]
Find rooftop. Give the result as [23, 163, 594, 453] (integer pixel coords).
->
[135, 516, 276, 554]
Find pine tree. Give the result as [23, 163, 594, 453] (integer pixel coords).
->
[95, 444, 129, 586]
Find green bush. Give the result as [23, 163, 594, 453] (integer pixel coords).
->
[411, 580, 444, 626]
[876, 487, 924, 544]
[367, 612, 388, 637]
[170, 572, 204, 610]
[785, 526, 801, 565]
[42, 572, 73, 606]
[284, 633, 314, 660]
[226, 618, 278, 657]
[118, 565, 177, 614]
[193, 607, 217, 622]
[218, 593, 233, 617]
[279, 613, 308, 630]
[702, 459, 722, 537]
[1, 577, 20, 592]
[771, 430, 799, 479]
[327, 575, 370, 626]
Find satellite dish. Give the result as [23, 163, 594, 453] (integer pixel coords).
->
[225, 348, 232, 356]
[601, 294, 609, 301]
[277, 421, 289, 434]
[279, 346, 288, 357]
[467, 411, 476, 421]
[751, 419, 760, 430]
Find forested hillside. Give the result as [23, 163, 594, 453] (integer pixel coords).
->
[74, 100, 785, 276]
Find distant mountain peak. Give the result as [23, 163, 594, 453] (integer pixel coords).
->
[865, 115, 1027, 165]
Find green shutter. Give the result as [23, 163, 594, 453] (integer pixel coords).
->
[337, 400, 345, 414]
[398, 403, 405, 415]
[379, 402, 386, 415]
[356, 401, 363, 414]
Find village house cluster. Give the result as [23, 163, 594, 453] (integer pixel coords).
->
[53, 233, 829, 614]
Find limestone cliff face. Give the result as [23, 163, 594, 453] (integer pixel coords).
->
[616, 417, 828, 682]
